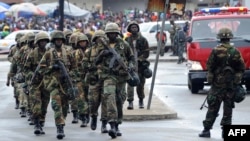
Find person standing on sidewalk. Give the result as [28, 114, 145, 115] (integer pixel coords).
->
[125, 21, 150, 109]
[174, 26, 186, 64]
[199, 28, 245, 138]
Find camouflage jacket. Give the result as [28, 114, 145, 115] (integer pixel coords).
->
[206, 42, 245, 88]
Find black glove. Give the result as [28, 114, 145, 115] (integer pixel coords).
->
[52, 64, 60, 70]
[101, 50, 112, 56]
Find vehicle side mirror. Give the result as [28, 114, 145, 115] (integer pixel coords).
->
[186, 36, 193, 43]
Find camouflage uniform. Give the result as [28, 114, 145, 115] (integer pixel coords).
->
[24, 31, 50, 135]
[199, 28, 245, 138]
[63, 29, 73, 48]
[6, 33, 24, 109]
[82, 30, 108, 133]
[39, 30, 76, 139]
[125, 21, 150, 109]
[70, 33, 90, 127]
[96, 22, 135, 138]
[20, 32, 36, 123]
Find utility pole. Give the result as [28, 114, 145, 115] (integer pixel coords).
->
[147, 0, 169, 110]
[59, 0, 64, 31]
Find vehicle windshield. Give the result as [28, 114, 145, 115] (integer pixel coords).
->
[191, 18, 250, 40]
[139, 24, 152, 32]
[4, 32, 18, 40]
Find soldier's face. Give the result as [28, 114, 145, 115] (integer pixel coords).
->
[107, 33, 118, 42]
[54, 39, 63, 47]
[38, 39, 48, 48]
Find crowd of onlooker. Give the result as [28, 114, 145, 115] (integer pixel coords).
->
[0, 7, 193, 39]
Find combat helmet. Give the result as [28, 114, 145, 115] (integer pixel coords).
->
[127, 21, 140, 32]
[91, 30, 106, 42]
[105, 22, 120, 34]
[15, 33, 24, 42]
[50, 30, 65, 43]
[75, 33, 89, 45]
[35, 31, 50, 44]
[25, 32, 35, 43]
[69, 32, 81, 44]
[63, 29, 73, 38]
[143, 68, 153, 78]
[217, 27, 233, 39]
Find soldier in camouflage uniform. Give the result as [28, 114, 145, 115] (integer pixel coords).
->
[39, 30, 76, 139]
[168, 19, 177, 56]
[20, 32, 36, 124]
[83, 30, 108, 133]
[199, 28, 245, 138]
[63, 29, 73, 49]
[95, 22, 135, 138]
[24, 31, 50, 135]
[125, 21, 150, 109]
[6, 33, 24, 109]
[70, 33, 90, 127]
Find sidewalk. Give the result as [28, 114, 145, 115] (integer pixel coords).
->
[0, 51, 180, 121]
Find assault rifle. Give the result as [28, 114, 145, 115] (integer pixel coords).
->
[54, 59, 77, 100]
[99, 38, 140, 87]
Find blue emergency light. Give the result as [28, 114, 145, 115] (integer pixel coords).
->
[200, 7, 248, 14]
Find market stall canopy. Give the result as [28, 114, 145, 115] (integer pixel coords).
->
[0, 0, 23, 4]
[6, 3, 46, 19]
[37, 2, 91, 20]
[0, 2, 10, 20]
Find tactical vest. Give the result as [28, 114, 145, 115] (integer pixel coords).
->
[49, 46, 69, 67]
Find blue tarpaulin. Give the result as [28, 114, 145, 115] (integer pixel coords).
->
[0, 2, 10, 20]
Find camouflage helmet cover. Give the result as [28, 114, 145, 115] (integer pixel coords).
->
[63, 29, 73, 37]
[15, 33, 24, 42]
[69, 32, 81, 44]
[35, 31, 50, 44]
[25, 32, 35, 42]
[104, 22, 120, 34]
[51, 30, 65, 42]
[217, 27, 233, 39]
[127, 21, 140, 32]
[75, 33, 89, 45]
[91, 30, 106, 42]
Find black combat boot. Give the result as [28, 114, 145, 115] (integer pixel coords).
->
[101, 120, 108, 133]
[80, 114, 88, 127]
[40, 121, 45, 127]
[199, 128, 210, 138]
[90, 115, 97, 130]
[20, 107, 26, 117]
[108, 122, 117, 138]
[139, 99, 144, 109]
[115, 123, 122, 136]
[15, 97, 19, 109]
[34, 118, 45, 135]
[56, 125, 65, 139]
[127, 101, 133, 110]
[71, 111, 78, 124]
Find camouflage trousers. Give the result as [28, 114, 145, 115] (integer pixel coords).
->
[29, 83, 50, 122]
[43, 76, 69, 126]
[103, 77, 118, 123]
[74, 81, 89, 115]
[202, 86, 234, 129]
[116, 80, 127, 124]
[127, 72, 146, 102]
[88, 80, 107, 121]
[17, 82, 28, 109]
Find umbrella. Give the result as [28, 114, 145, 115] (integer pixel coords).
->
[8, 2, 46, 16]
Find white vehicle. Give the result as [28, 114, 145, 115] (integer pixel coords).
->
[139, 20, 187, 52]
[0, 30, 42, 54]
